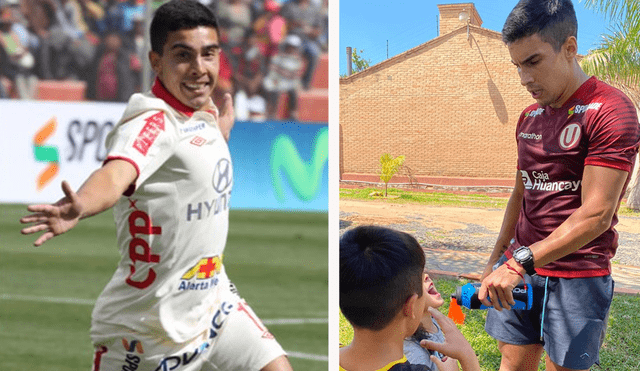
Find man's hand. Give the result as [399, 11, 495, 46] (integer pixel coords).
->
[20, 181, 83, 247]
[218, 93, 234, 142]
[478, 259, 523, 311]
[420, 308, 480, 371]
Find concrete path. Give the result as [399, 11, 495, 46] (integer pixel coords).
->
[424, 247, 640, 295]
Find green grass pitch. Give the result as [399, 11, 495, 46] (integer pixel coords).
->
[0, 204, 328, 370]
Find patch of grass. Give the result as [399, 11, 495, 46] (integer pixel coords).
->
[1, 204, 327, 370]
[339, 277, 640, 371]
[340, 188, 508, 209]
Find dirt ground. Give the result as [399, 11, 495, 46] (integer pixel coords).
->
[339, 198, 640, 266]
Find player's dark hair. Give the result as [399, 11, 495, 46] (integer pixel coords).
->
[340, 226, 425, 331]
[150, 0, 219, 54]
[502, 0, 577, 51]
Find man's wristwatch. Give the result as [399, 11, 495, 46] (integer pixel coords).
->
[513, 246, 536, 276]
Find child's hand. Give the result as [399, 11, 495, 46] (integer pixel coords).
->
[420, 308, 480, 371]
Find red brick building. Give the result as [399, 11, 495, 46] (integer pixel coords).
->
[339, 3, 536, 187]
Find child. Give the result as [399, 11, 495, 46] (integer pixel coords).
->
[340, 225, 480, 371]
[403, 274, 459, 370]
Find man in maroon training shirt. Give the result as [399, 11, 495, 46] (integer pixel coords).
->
[477, 1, 640, 370]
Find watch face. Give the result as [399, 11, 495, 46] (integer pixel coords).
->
[514, 248, 529, 260]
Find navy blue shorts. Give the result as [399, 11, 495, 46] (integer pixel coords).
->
[485, 256, 614, 369]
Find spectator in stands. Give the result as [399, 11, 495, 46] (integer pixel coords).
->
[1, 0, 38, 98]
[234, 31, 267, 121]
[89, 30, 140, 102]
[263, 34, 304, 121]
[252, 0, 286, 59]
[76, 0, 104, 39]
[281, 0, 323, 89]
[214, 48, 234, 110]
[216, 0, 252, 71]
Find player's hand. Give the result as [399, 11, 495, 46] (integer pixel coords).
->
[20, 181, 83, 246]
[478, 260, 522, 311]
[218, 93, 235, 142]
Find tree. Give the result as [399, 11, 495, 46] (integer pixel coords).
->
[580, 0, 640, 209]
[379, 153, 405, 197]
[351, 48, 371, 73]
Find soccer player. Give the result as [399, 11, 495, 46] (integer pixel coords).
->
[478, 1, 640, 370]
[20, 1, 292, 370]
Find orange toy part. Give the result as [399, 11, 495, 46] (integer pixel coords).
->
[448, 297, 466, 324]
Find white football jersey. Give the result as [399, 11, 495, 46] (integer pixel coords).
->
[91, 80, 233, 344]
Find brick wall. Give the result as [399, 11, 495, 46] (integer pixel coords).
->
[339, 24, 535, 181]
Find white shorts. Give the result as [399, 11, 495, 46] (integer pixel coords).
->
[92, 285, 286, 371]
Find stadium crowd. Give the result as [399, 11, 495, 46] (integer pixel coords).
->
[0, 0, 327, 120]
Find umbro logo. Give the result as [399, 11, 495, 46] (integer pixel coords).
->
[191, 136, 206, 146]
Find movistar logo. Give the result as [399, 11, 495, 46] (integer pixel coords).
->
[270, 127, 328, 202]
[33, 117, 59, 190]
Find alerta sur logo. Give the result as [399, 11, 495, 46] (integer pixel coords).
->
[524, 108, 544, 118]
[33, 117, 59, 190]
[179, 256, 223, 291]
[568, 103, 602, 117]
[270, 127, 328, 203]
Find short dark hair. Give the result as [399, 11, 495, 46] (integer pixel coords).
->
[150, 0, 219, 54]
[340, 226, 425, 331]
[502, 0, 577, 51]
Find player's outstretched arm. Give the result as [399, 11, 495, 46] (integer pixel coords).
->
[421, 308, 480, 371]
[20, 159, 137, 246]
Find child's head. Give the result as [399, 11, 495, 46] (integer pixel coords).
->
[340, 225, 426, 331]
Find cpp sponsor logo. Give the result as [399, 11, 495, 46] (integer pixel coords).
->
[178, 256, 223, 291]
[126, 205, 162, 289]
[524, 108, 544, 118]
[559, 123, 581, 150]
[568, 103, 602, 117]
[521, 170, 581, 192]
[186, 158, 233, 222]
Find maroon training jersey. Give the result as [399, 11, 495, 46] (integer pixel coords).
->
[506, 77, 640, 278]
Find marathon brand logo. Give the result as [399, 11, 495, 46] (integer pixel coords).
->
[179, 122, 206, 135]
[186, 158, 233, 222]
[179, 256, 223, 291]
[559, 123, 581, 150]
[154, 343, 210, 371]
[126, 204, 162, 289]
[120, 339, 143, 371]
[133, 111, 165, 156]
[521, 170, 581, 192]
[568, 103, 602, 117]
[525, 108, 544, 118]
[518, 132, 542, 141]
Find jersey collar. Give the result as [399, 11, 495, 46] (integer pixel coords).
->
[151, 77, 195, 118]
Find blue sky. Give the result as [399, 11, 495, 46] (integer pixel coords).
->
[339, 0, 613, 75]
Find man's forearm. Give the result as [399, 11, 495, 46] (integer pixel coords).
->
[76, 161, 137, 219]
